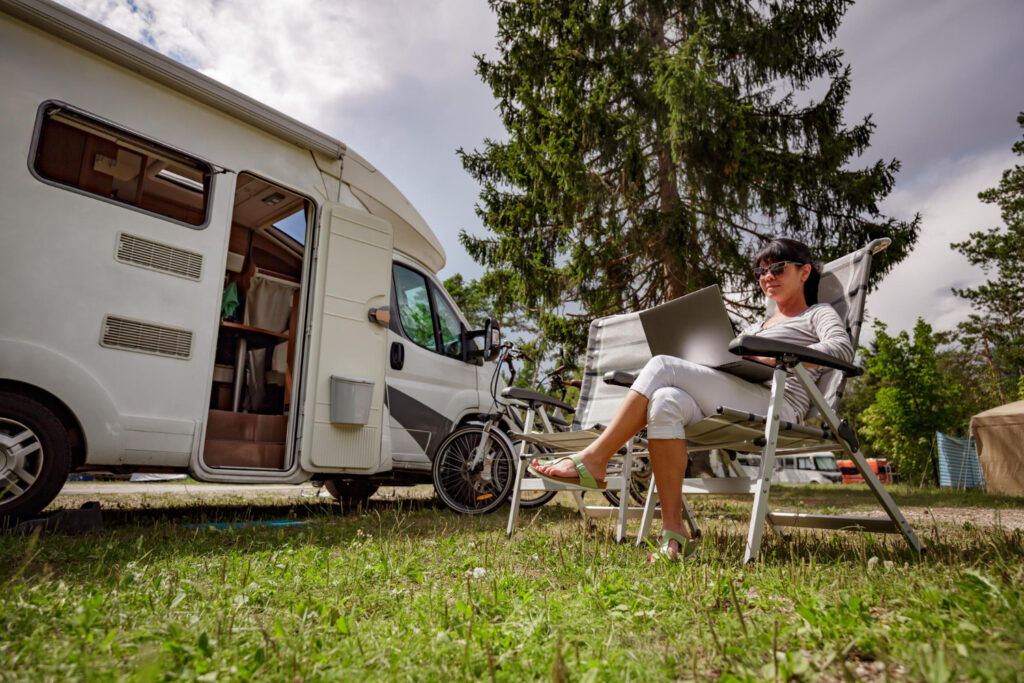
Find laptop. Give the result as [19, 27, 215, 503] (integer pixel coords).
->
[639, 285, 776, 382]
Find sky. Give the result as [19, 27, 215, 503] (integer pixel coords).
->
[54, 0, 1024, 340]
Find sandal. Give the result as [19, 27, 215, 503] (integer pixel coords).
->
[528, 454, 607, 490]
[647, 529, 698, 563]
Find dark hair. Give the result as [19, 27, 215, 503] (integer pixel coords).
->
[751, 238, 821, 305]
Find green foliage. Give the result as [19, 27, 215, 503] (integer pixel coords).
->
[2, 486, 1023, 680]
[857, 320, 975, 485]
[442, 273, 491, 330]
[951, 112, 1024, 404]
[460, 0, 919, 356]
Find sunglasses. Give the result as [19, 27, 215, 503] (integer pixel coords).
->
[752, 261, 803, 279]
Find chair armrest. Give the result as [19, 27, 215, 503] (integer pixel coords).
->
[602, 370, 638, 387]
[500, 386, 575, 413]
[727, 335, 863, 376]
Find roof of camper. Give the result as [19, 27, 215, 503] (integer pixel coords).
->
[1, 0, 446, 272]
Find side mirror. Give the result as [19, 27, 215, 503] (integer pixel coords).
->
[465, 317, 502, 362]
[483, 317, 501, 361]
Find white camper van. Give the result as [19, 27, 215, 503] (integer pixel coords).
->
[0, 0, 502, 518]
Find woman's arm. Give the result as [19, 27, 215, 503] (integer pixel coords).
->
[806, 305, 854, 363]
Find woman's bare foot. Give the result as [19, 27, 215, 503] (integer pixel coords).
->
[531, 450, 606, 482]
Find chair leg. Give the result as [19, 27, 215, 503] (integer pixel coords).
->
[571, 490, 590, 522]
[846, 446, 924, 553]
[791, 365, 925, 554]
[506, 456, 529, 537]
[506, 406, 537, 538]
[636, 481, 658, 546]
[681, 493, 701, 540]
[743, 367, 789, 564]
[614, 448, 632, 543]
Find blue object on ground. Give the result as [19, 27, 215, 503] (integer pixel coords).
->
[184, 520, 307, 530]
[936, 432, 985, 489]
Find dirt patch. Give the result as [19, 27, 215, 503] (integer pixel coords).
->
[898, 506, 1024, 530]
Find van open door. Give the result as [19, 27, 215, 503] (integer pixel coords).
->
[299, 203, 394, 472]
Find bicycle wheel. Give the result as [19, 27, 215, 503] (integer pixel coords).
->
[602, 454, 653, 507]
[432, 425, 515, 515]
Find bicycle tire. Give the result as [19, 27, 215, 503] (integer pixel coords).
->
[432, 425, 515, 515]
[602, 455, 653, 507]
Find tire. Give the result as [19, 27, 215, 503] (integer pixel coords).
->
[0, 392, 72, 519]
[432, 425, 515, 515]
[602, 455, 652, 507]
[324, 479, 379, 510]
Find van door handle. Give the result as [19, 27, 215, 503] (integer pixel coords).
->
[390, 342, 405, 370]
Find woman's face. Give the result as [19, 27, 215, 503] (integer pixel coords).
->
[758, 259, 811, 304]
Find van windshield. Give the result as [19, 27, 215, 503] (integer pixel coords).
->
[814, 455, 839, 471]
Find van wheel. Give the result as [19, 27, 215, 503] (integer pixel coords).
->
[432, 425, 514, 515]
[324, 479, 379, 510]
[0, 392, 72, 519]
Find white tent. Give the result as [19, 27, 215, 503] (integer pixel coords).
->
[970, 400, 1024, 497]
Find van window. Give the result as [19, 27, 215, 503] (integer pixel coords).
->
[32, 104, 210, 226]
[431, 286, 463, 358]
[797, 457, 813, 470]
[813, 455, 839, 472]
[393, 265, 436, 351]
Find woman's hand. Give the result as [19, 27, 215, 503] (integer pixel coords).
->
[744, 355, 777, 367]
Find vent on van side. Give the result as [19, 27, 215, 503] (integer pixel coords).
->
[115, 233, 203, 280]
[100, 316, 193, 359]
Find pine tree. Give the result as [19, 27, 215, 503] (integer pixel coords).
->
[459, 0, 919, 353]
[952, 112, 1024, 404]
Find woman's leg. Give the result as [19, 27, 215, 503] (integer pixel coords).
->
[531, 389, 649, 481]
[648, 437, 691, 557]
[533, 355, 791, 482]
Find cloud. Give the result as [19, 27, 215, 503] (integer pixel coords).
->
[837, 0, 1024, 176]
[55, 0, 497, 129]
[863, 148, 1011, 339]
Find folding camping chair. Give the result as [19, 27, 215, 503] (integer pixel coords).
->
[509, 238, 925, 562]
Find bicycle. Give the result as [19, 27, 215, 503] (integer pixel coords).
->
[432, 342, 575, 514]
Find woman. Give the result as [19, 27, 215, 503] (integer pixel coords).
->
[530, 238, 854, 560]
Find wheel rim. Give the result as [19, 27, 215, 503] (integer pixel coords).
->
[435, 431, 512, 513]
[0, 417, 44, 505]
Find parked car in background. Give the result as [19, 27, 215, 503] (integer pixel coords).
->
[732, 453, 842, 484]
[837, 458, 894, 485]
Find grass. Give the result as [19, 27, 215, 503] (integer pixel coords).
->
[1, 486, 1023, 681]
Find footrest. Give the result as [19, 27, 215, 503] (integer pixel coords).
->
[512, 428, 605, 452]
[766, 512, 901, 534]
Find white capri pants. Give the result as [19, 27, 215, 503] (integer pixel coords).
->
[630, 355, 798, 439]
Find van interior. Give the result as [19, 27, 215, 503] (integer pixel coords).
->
[202, 173, 311, 470]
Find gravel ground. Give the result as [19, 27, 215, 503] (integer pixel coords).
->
[897, 505, 1024, 530]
